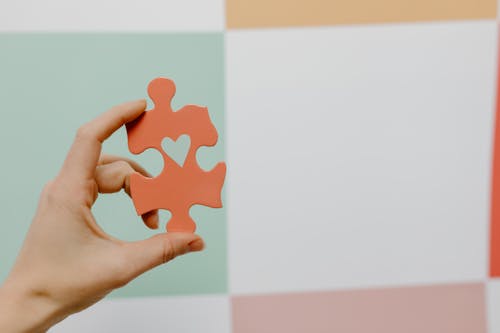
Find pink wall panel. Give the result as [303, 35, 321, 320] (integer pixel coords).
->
[232, 283, 487, 333]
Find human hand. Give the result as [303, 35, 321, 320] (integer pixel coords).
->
[0, 100, 205, 333]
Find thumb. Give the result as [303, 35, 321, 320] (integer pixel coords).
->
[120, 233, 204, 281]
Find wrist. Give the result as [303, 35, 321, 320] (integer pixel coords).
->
[0, 279, 66, 333]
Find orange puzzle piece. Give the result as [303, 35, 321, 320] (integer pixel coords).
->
[126, 78, 226, 232]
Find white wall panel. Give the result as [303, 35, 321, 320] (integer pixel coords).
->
[227, 22, 496, 294]
[50, 295, 230, 333]
[0, 0, 224, 31]
[488, 279, 500, 333]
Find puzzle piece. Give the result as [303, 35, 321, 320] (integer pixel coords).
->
[126, 78, 226, 232]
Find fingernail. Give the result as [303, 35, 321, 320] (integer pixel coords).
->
[188, 239, 205, 252]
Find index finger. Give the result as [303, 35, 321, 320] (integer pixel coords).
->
[60, 99, 147, 182]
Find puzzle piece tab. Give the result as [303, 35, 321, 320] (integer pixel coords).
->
[126, 78, 226, 232]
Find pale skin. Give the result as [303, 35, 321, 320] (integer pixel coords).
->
[0, 100, 205, 332]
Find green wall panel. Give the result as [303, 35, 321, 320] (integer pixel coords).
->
[0, 33, 226, 297]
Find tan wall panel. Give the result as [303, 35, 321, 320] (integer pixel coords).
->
[227, 0, 496, 28]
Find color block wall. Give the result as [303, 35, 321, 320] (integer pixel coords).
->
[0, 1, 498, 332]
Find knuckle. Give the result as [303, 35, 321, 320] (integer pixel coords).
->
[115, 160, 132, 172]
[41, 180, 55, 195]
[162, 238, 176, 263]
[40, 179, 63, 202]
[75, 123, 94, 141]
[110, 161, 134, 182]
[116, 161, 135, 180]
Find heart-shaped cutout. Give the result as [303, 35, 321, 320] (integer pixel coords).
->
[161, 134, 191, 167]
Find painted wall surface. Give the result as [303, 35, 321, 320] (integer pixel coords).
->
[0, 0, 498, 332]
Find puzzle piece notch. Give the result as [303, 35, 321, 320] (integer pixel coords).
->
[126, 77, 226, 232]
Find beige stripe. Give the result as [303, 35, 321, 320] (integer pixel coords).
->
[232, 283, 487, 333]
[227, 0, 496, 28]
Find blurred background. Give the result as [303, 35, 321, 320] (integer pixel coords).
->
[0, 0, 499, 332]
